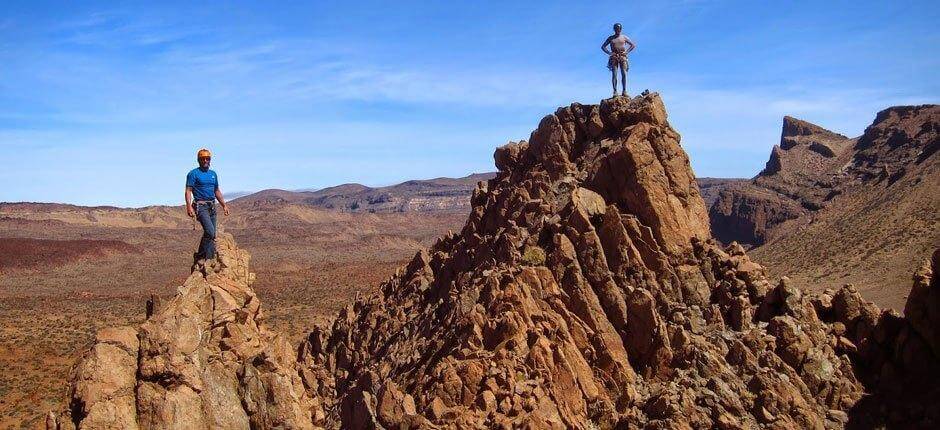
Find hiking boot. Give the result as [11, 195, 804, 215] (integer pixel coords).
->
[621, 91, 628, 97]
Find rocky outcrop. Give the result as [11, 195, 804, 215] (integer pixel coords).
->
[747, 105, 939, 309]
[778, 116, 849, 152]
[761, 116, 853, 182]
[297, 93, 939, 428]
[905, 249, 940, 359]
[52, 232, 322, 430]
[850, 105, 939, 182]
[56, 95, 938, 429]
[813, 250, 940, 427]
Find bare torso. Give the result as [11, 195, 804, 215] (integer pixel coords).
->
[608, 34, 630, 53]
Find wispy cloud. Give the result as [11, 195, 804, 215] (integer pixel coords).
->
[6, 8, 935, 127]
[53, 10, 204, 48]
[1, 2, 937, 205]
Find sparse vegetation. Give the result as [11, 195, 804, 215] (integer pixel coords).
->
[0, 204, 465, 427]
[521, 245, 546, 266]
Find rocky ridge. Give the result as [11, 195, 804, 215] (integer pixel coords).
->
[52, 232, 321, 429]
[709, 116, 855, 247]
[725, 105, 938, 309]
[59, 94, 939, 429]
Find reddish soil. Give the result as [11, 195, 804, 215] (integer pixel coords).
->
[0, 204, 464, 428]
[0, 238, 138, 271]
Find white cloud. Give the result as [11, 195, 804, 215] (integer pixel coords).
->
[2, 8, 936, 204]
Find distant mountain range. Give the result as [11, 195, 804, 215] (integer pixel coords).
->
[229, 174, 749, 214]
[231, 173, 496, 213]
[6, 173, 744, 217]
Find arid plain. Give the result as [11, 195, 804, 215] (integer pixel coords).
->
[0, 199, 466, 428]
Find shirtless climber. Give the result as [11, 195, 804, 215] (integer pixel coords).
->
[601, 23, 636, 97]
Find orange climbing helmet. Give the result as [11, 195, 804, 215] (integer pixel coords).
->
[196, 148, 212, 159]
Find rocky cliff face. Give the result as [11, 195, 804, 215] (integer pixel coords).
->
[849, 105, 939, 181]
[58, 95, 939, 429]
[745, 105, 938, 309]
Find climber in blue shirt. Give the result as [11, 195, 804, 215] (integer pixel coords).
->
[185, 148, 230, 260]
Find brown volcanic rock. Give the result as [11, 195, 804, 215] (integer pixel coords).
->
[811, 253, 940, 428]
[905, 249, 940, 359]
[54, 95, 940, 429]
[54, 232, 322, 429]
[297, 94, 932, 428]
[850, 105, 939, 180]
[710, 105, 939, 310]
[709, 183, 805, 246]
[761, 116, 853, 185]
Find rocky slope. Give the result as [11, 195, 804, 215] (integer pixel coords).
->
[708, 116, 857, 247]
[711, 105, 938, 309]
[58, 94, 939, 429]
[753, 106, 939, 310]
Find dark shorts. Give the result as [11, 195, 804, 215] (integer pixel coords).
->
[608, 54, 629, 71]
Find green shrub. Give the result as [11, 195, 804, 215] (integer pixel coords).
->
[521, 246, 546, 266]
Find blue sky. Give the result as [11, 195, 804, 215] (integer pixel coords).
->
[1, 0, 937, 207]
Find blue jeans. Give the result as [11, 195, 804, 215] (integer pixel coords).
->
[195, 202, 217, 259]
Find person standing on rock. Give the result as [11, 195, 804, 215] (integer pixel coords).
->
[185, 148, 230, 261]
[602, 23, 635, 97]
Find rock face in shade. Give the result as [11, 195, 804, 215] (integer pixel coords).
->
[55, 95, 939, 429]
[53, 232, 322, 430]
[709, 185, 805, 247]
[298, 93, 940, 428]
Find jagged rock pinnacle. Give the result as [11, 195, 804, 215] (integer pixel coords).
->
[57, 232, 322, 429]
[298, 93, 939, 428]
